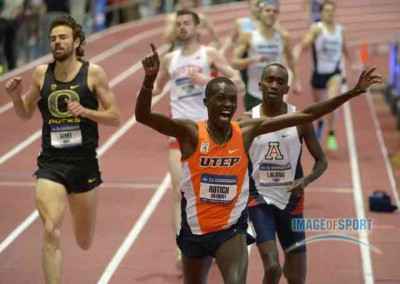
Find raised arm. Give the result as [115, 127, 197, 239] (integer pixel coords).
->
[135, 44, 197, 143]
[200, 14, 222, 48]
[163, 13, 177, 45]
[242, 68, 381, 142]
[281, 30, 301, 94]
[5, 65, 45, 120]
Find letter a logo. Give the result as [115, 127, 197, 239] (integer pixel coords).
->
[264, 142, 284, 160]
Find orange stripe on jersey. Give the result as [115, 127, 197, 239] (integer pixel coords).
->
[181, 121, 249, 234]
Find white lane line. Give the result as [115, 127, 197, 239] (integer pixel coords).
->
[97, 173, 171, 284]
[0, 20, 234, 164]
[343, 100, 374, 284]
[0, 130, 42, 165]
[0, 27, 164, 115]
[0, 62, 170, 254]
[0, 211, 40, 253]
[365, 92, 400, 208]
[0, 43, 169, 166]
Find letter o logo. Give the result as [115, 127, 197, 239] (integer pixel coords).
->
[47, 90, 80, 118]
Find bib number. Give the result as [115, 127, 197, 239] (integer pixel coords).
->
[260, 162, 293, 187]
[50, 124, 82, 148]
[199, 174, 237, 204]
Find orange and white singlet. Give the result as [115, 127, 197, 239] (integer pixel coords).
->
[168, 46, 211, 121]
[180, 121, 249, 235]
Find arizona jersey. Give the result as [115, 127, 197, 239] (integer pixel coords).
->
[247, 29, 284, 99]
[247, 104, 304, 212]
[180, 121, 249, 235]
[313, 22, 343, 74]
[168, 46, 211, 121]
[38, 61, 98, 157]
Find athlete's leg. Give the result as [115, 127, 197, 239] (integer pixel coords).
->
[283, 253, 307, 284]
[258, 240, 282, 284]
[325, 74, 341, 150]
[277, 209, 307, 284]
[326, 74, 341, 133]
[312, 87, 326, 140]
[168, 148, 182, 234]
[168, 147, 183, 268]
[68, 189, 98, 250]
[215, 233, 248, 284]
[182, 255, 212, 284]
[35, 178, 67, 284]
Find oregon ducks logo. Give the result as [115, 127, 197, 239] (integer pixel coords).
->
[47, 90, 80, 118]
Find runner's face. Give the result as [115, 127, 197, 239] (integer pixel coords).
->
[206, 83, 238, 126]
[321, 3, 335, 23]
[259, 66, 289, 102]
[176, 14, 197, 41]
[258, 4, 278, 27]
[50, 25, 77, 62]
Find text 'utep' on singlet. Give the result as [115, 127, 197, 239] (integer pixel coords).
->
[180, 121, 249, 235]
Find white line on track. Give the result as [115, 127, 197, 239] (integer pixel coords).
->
[97, 173, 171, 284]
[0, 6, 247, 115]
[0, 42, 169, 166]
[365, 92, 400, 208]
[343, 99, 374, 284]
[0, 27, 164, 115]
[0, 51, 170, 253]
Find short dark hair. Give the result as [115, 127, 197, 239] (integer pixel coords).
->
[50, 14, 86, 57]
[176, 9, 200, 25]
[320, 0, 335, 12]
[261, 63, 289, 82]
[205, 77, 237, 98]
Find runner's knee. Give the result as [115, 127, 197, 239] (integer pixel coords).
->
[43, 219, 61, 250]
[265, 263, 282, 280]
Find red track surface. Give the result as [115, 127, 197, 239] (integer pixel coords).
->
[1, 1, 400, 283]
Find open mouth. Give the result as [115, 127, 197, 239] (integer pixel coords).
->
[220, 110, 232, 121]
[268, 92, 280, 98]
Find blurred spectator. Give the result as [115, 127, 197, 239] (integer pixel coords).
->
[139, 0, 161, 18]
[40, 0, 69, 55]
[21, 0, 44, 63]
[0, 0, 24, 71]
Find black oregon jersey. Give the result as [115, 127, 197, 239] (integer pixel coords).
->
[38, 61, 99, 156]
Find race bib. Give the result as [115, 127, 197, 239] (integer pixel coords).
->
[322, 40, 341, 61]
[199, 174, 237, 204]
[50, 124, 82, 148]
[175, 77, 203, 99]
[259, 162, 293, 187]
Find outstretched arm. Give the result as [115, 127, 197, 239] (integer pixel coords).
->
[244, 68, 381, 140]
